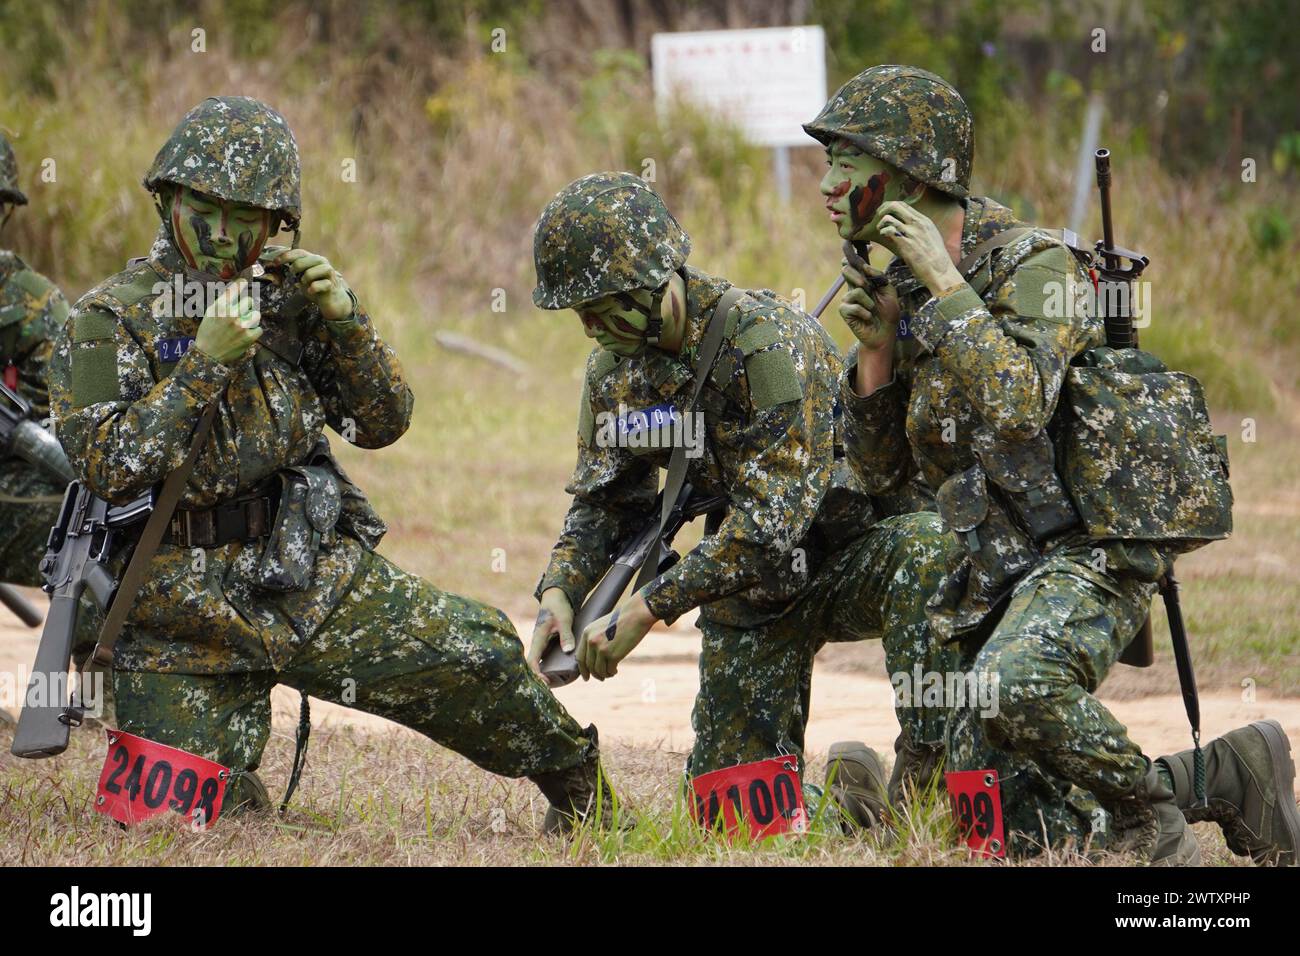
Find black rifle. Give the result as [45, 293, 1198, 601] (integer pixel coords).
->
[539, 484, 726, 687]
[9, 481, 152, 757]
[1095, 149, 1157, 671]
[0, 379, 77, 626]
[1096, 147, 1205, 802]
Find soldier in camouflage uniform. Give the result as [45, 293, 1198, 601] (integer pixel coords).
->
[807, 65, 1300, 863]
[526, 172, 956, 812]
[0, 131, 71, 589]
[46, 97, 616, 830]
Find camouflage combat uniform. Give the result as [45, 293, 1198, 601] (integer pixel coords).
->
[840, 194, 1177, 852]
[813, 65, 1288, 865]
[46, 98, 599, 810]
[0, 134, 71, 586]
[534, 176, 955, 778]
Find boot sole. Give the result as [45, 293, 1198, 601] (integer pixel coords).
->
[1252, 719, 1300, 866]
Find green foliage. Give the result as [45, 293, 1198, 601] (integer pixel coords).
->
[1248, 206, 1293, 255]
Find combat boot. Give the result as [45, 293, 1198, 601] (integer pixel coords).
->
[825, 741, 889, 830]
[1158, 720, 1300, 866]
[887, 729, 945, 806]
[529, 725, 622, 835]
[225, 770, 273, 816]
[1106, 759, 1201, 865]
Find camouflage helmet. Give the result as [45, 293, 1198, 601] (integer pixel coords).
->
[803, 65, 973, 199]
[144, 96, 301, 228]
[0, 131, 27, 206]
[533, 172, 691, 310]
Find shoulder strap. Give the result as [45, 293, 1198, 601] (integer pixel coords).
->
[91, 401, 220, 667]
[958, 225, 1094, 289]
[633, 285, 743, 590]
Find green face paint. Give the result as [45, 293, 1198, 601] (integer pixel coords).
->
[819, 142, 919, 241]
[575, 291, 654, 357]
[170, 185, 272, 279]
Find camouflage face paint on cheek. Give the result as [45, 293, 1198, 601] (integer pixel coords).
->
[848, 170, 890, 230]
[233, 211, 270, 270]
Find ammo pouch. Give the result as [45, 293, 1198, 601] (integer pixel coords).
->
[935, 464, 1038, 596]
[1061, 347, 1232, 552]
[972, 428, 1081, 542]
[253, 464, 342, 591]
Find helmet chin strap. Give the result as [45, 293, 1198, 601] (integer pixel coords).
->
[644, 268, 687, 346]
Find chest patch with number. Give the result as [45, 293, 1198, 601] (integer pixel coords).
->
[690, 755, 807, 840]
[945, 768, 1006, 857]
[95, 729, 230, 830]
[158, 336, 196, 363]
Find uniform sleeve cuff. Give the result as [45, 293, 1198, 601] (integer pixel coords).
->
[322, 291, 370, 339]
[175, 345, 233, 402]
[641, 572, 691, 625]
[909, 284, 984, 352]
[841, 363, 902, 427]
[534, 573, 591, 615]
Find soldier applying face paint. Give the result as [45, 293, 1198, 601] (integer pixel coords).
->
[46, 97, 621, 833]
[808, 65, 1298, 864]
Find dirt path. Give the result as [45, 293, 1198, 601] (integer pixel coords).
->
[3, 597, 1298, 778]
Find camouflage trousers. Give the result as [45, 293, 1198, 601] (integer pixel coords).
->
[113, 547, 594, 802]
[0, 457, 64, 586]
[689, 512, 958, 777]
[945, 547, 1156, 856]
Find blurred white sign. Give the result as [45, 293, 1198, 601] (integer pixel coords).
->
[650, 26, 827, 148]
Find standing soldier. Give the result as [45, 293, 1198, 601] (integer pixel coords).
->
[806, 64, 1300, 863]
[46, 97, 616, 831]
[526, 172, 957, 827]
[0, 131, 71, 592]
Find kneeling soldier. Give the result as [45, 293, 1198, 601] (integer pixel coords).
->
[48, 97, 615, 831]
[807, 65, 1299, 863]
[527, 172, 958, 826]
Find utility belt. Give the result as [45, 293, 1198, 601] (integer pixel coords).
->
[164, 459, 345, 592]
[166, 481, 279, 547]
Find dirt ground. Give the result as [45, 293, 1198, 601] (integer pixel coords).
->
[3, 592, 1296, 783]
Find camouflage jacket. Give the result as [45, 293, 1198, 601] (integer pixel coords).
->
[538, 266, 873, 629]
[842, 197, 1166, 638]
[46, 227, 413, 673]
[0, 250, 69, 421]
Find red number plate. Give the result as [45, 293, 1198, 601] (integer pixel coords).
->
[690, 755, 807, 840]
[95, 729, 230, 830]
[945, 769, 1006, 858]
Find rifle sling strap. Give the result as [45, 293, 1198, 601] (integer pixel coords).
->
[633, 285, 744, 591]
[91, 401, 220, 668]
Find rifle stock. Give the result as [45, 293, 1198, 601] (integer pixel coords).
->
[9, 592, 82, 757]
[539, 485, 724, 687]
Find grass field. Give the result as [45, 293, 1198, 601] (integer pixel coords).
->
[0, 716, 1256, 867]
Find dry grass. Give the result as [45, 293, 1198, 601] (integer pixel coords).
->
[0, 717, 1247, 866]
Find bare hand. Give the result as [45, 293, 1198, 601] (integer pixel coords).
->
[577, 593, 657, 682]
[839, 256, 900, 352]
[874, 201, 964, 296]
[274, 248, 354, 322]
[194, 279, 262, 364]
[528, 588, 576, 686]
